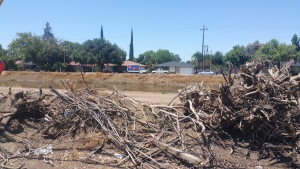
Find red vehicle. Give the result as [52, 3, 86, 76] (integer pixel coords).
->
[0, 59, 5, 75]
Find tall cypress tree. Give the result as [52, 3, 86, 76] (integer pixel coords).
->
[100, 25, 104, 40]
[129, 28, 134, 61]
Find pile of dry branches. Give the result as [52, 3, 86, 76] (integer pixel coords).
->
[1, 59, 300, 168]
[179, 59, 300, 165]
[180, 59, 300, 139]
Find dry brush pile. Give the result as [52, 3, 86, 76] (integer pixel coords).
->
[1, 59, 300, 168]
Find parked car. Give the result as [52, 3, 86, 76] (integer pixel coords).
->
[151, 69, 170, 74]
[139, 68, 148, 74]
[103, 70, 113, 73]
[198, 71, 214, 75]
[33, 67, 40, 72]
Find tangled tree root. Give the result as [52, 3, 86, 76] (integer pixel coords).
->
[1, 59, 300, 168]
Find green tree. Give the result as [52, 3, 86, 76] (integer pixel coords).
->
[136, 50, 156, 65]
[129, 28, 134, 61]
[41, 22, 65, 70]
[191, 51, 202, 68]
[136, 49, 181, 65]
[224, 45, 248, 67]
[186, 60, 191, 64]
[1, 56, 15, 70]
[0, 44, 6, 58]
[51, 62, 67, 71]
[0, 44, 16, 70]
[174, 54, 181, 62]
[244, 40, 262, 60]
[256, 39, 300, 67]
[154, 49, 181, 63]
[7, 33, 44, 66]
[43, 22, 54, 41]
[110, 44, 126, 65]
[80, 38, 126, 71]
[81, 39, 107, 68]
[43, 38, 64, 70]
[59, 40, 77, 64]
[101, 25, 104, 40]
[291, 34, 300, 52]
[211, 51, 223, 66]
[68, 42, 82, 61]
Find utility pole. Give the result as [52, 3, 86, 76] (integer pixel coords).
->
[210, 49, 212, 72]
[206, 46, 209, 65]
[204, 45, 209, 71]
[64, 49, 66, 64]
[200, 25, 208, 72]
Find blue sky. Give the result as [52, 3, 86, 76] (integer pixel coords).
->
[1, 0, 299, 62]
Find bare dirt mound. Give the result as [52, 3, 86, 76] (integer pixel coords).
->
[0, 71, 224, 86]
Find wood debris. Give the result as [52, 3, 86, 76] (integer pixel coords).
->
[1, 59, 300, 168]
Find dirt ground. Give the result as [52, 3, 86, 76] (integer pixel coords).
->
[0, 87, 180, 105]
[0, 71, 225, 86]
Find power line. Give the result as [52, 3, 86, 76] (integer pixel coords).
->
[200, 25, 208, 71]
[206, 24, 300, 28]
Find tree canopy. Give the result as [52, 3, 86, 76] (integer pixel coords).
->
[291, 34, 300, 52]
[136, 49, 181, 65]
[78, 38, 126, 70]
[7, 33, 44, 65]
[3, 22, 127, 72]
[244, 40, 262, 60]
[191, 51, 202, 68]
[211, 51, 223, 66]
[223, 45, 248, 67]
[255, 39, 300, 65]
[1, 22, 299, 72]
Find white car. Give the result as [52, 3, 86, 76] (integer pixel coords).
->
[151, 69, 170, 74]
[139, 68, 148, 74]
[198, 71, 214, 75]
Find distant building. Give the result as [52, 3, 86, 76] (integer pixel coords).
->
[155, 61, 194, 74]
[67, 61, 99, 72]
[104, 61, 146, 73]
[15, 60, 37, 70]
[67, 61, 147, 73]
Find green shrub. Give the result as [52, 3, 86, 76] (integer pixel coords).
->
[51, 62, 67, 72]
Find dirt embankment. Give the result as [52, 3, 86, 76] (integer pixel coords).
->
[0, 71, 224, 86]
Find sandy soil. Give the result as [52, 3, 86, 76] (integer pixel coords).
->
[0, 87, 180, 105]
[0, 71, 224, 86]
[120, 91, 180, 105]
